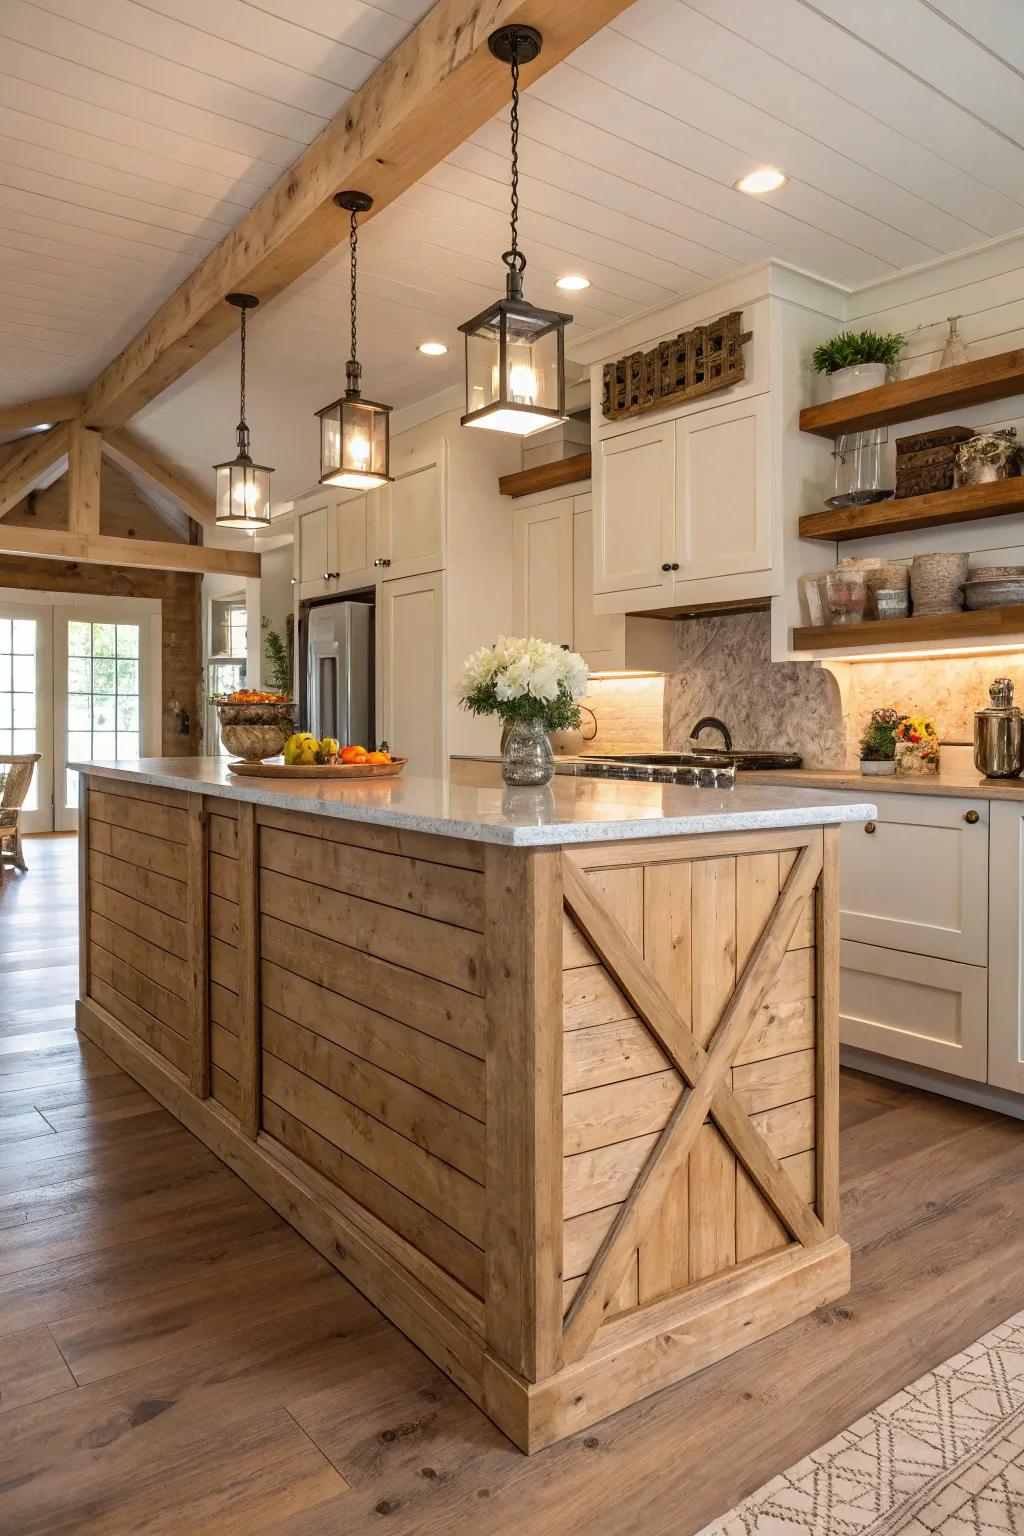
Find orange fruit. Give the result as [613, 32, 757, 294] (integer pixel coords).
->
[366, 750, 391, 764]
[340, 744, 368, 763]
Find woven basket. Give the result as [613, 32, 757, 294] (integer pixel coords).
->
[910, 552, 968, 616]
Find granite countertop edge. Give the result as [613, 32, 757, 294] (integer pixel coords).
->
[72, 760, 877, 848]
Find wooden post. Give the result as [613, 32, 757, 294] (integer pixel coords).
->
[816, 824, 841, 1234]
[187, 794, 210, 1098]
[483, 845, 564, 1383]
[236, 801, 260, 1137]
[78, 772, 91, 1003]
[67, 420, 102, 536]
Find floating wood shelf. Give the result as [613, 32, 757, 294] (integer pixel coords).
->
[799, 348, 1024, 439]
[794, 604, 1024, 652]
[498, 451, 591, 498]
[799, 478, 1024, 542]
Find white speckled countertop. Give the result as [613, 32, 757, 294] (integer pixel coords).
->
[72, 758, 876, 847]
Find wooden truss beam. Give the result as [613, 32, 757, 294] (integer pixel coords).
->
[0, 395, 81, 433]
[81, 0, 634, 428]
[0, 424, 70, 520]
[0, 523, 259, 577]
[67, 421, 102, 536]
[103, 428, 216, 527]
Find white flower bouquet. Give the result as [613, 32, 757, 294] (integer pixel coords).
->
[459, 636, 589, 730]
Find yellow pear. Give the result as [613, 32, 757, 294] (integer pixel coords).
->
[319, 738, 340, 758]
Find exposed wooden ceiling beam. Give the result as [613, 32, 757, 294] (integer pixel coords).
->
[0, 524, 259, 577]
[67, 421, 101, 537]
[103, 428, 216, 527]
[0, 424, 70, 520]
[81, 0, 634, 429]
[0, 395, 82, 433]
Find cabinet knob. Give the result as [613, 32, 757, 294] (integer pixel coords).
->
[864, 820, 876, 834]
[964, 809, 980, 825]
[670, 562, 680, 571]
[661, 562, 672, 572]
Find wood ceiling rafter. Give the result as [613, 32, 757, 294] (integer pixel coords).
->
[0, 424, 70, 520]
[0, 395, 82, 433]
[102, 428, 216, 528]
[0, 524, 259, 578]
[78, 0, 637, 430]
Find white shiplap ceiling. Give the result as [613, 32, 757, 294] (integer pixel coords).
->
[2, 0, 1024, 505]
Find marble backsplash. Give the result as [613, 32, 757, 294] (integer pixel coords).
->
[663, 610, 847, 768]
[661, 608, 1022, 767]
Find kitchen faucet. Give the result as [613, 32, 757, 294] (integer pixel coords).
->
[690, 717, 732, 751]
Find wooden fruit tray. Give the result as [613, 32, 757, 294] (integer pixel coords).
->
[227, 757, 407, 780]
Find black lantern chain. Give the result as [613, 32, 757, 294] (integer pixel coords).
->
[349, 207, 359, 366]
[237, 299, 248, 445]
[504, 35, 523, 282]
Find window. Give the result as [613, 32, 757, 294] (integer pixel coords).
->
[208, 596, 247, 754]
[0, 616, 39, 810]
[65, 620, 141, 809]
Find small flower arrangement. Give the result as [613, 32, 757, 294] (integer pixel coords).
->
[859, 707, 903, 773]
[894, 714, 940, 776]
[459, 636, 589, 729]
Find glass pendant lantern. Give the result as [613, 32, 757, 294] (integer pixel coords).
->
[317, 191, 391, 489]
[460, 26, 572, 436]
[214, 293, 274, 530]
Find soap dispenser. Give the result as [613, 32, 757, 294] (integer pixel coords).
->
[974, 677, 1023, 778]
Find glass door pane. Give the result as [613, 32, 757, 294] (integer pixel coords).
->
[64, 619, 142, 813]
[0, 601, 53, 834]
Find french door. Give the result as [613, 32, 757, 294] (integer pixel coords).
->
[0, 591, 161, 833]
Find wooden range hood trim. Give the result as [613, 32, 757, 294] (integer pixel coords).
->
[498, 451, 592, 498]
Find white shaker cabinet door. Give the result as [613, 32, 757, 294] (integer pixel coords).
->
[375, 442, 446, 579]
[838, 792, 989, 965]
[295, 501, 333, 587]
[593, 422, 675, 597]
[335, 491, 373, 581]
[573, 497, 626, 673]
[840, 940, 988, 1082]
[674, 393, 771, 583]
[379, 570, 445, 777]
[511, 496, 574, 649]
[988, 801, 1024, 1093]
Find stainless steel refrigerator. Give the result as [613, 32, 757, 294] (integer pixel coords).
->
[299, 594, 375, 746]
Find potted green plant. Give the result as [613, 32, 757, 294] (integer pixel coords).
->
[811, 329, 905, 401]
[859, 707, 903, 775]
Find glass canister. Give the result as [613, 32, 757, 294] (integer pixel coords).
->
[827, 429, 895, 508]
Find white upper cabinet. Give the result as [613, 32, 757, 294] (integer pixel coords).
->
[594, 422, 675, 598]
[335, 490, 374, 581]
[295, 500, 332, 590]
[376, 442, 446, 580]
[674, 394, 772, 586]
[512, 496, 574, 650]
[573, 496, 629, 673]
[379, 570, 445, 777]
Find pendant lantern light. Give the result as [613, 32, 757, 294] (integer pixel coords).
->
[214, 293, 274, 530]
[316, 192, 392, 489]
[460, 27, 572, 436]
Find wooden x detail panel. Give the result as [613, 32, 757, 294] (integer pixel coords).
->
[560, 841, 827, 1363]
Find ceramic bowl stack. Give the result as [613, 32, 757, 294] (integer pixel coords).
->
[962, 566, 1024, 610]
[909, 552, 969, 616]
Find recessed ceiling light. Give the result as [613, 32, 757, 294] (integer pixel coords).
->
[417, 341, 448, 356]
[556, 274, 590, 291]
[735, 167, 787, 195]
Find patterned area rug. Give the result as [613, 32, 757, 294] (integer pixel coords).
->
[701, 1313, 1024, 1535]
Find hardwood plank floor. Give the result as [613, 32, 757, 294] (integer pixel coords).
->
[2, 836, 1024, 1534]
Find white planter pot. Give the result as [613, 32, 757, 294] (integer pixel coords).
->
[830, 362, 888, 400]
[860, 759, 897, 775]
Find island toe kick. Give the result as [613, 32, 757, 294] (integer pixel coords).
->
[75, 773, 850, 1453]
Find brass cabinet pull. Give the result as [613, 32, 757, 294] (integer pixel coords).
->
[864, 820, 876, 834]
[964, 809, 980, 825]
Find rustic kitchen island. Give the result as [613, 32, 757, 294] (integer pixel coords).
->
[73, 758, 873, 1452]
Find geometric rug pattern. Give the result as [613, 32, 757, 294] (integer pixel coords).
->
[700, 1313, 1024, 1535]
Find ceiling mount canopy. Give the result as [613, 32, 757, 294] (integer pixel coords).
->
[316, 191, 392, 491]
[460, 25, 572, 437]
[213, 292, 274, 530]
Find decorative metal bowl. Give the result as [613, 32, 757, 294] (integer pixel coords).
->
[214, 698, 294, 763]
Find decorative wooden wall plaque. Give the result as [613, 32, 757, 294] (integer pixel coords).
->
[602, 310, 751, 421]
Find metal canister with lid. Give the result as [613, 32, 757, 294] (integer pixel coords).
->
[974, 677, 1024, 778]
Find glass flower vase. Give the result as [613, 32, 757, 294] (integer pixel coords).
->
[501, 717, 554, 787]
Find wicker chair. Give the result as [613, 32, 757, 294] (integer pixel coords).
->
[0, 754, 41, 877]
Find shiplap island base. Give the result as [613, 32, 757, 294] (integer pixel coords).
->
[72, 759, 874, 1452]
